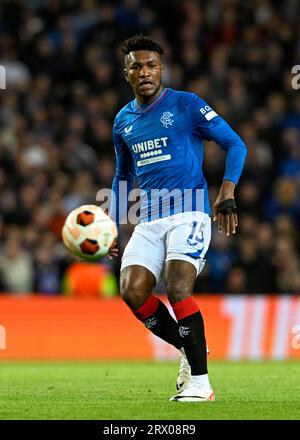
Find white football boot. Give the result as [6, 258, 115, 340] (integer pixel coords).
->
[176, 349, 191, 391]
[176, 346, 210, 391]
[170, 380, 215, 402]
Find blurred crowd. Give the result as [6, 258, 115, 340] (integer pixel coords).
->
[0, 0, 299, 295]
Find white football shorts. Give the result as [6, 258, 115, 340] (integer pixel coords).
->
[121, 211, 211, 283]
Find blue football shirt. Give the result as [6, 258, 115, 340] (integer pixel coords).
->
[110, 88, 247, 224]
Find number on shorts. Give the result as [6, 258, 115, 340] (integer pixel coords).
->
[187, 221, 204, 247]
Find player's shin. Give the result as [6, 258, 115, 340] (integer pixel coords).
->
[132, 294, 183, 349]
[172, 296, 210, 387]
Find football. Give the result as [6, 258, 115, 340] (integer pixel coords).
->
[62, 205, 117, 261]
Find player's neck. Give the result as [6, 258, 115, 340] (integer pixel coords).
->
[135, 86, 164, 106]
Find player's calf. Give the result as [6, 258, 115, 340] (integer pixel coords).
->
[120, 266, 183, 350]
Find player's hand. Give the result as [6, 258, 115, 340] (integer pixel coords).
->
[213, 198, 238, 236]
[101, 207, 119, 258]
[107, 239, 119, 259]
[212, 181, 238, 236]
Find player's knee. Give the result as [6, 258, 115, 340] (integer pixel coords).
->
[120, 276, 148, 309]
[165, 260, 196, 304]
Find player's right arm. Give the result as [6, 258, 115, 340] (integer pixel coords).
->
[107, 117, 135, 259]
[109, 117, 135, 228]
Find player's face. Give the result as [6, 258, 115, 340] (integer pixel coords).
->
[124, 50, 164, 104]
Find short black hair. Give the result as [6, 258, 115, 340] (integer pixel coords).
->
[121, 34, 164, 57]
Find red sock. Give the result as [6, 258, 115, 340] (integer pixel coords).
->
[131, 295, 183, 349]
[172, 296, 199, 320]
[133, 294, 159, 320]
[172, 296, 208, 375]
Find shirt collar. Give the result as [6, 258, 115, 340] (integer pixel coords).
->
[134, 88, 168, 113]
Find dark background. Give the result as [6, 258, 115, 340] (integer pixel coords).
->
[0, 0, 299, 295]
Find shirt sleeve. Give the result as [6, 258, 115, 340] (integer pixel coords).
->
[109, 118, 135, 227]
[187, 93, 247, 185]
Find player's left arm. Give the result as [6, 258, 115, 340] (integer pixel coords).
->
[207, 118, 247, 236]
[188, 94, 247, 236]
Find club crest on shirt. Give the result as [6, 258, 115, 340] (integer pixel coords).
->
[160, 111, 174, 128]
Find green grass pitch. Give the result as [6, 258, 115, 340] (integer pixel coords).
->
[0, 360, 299, 420]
